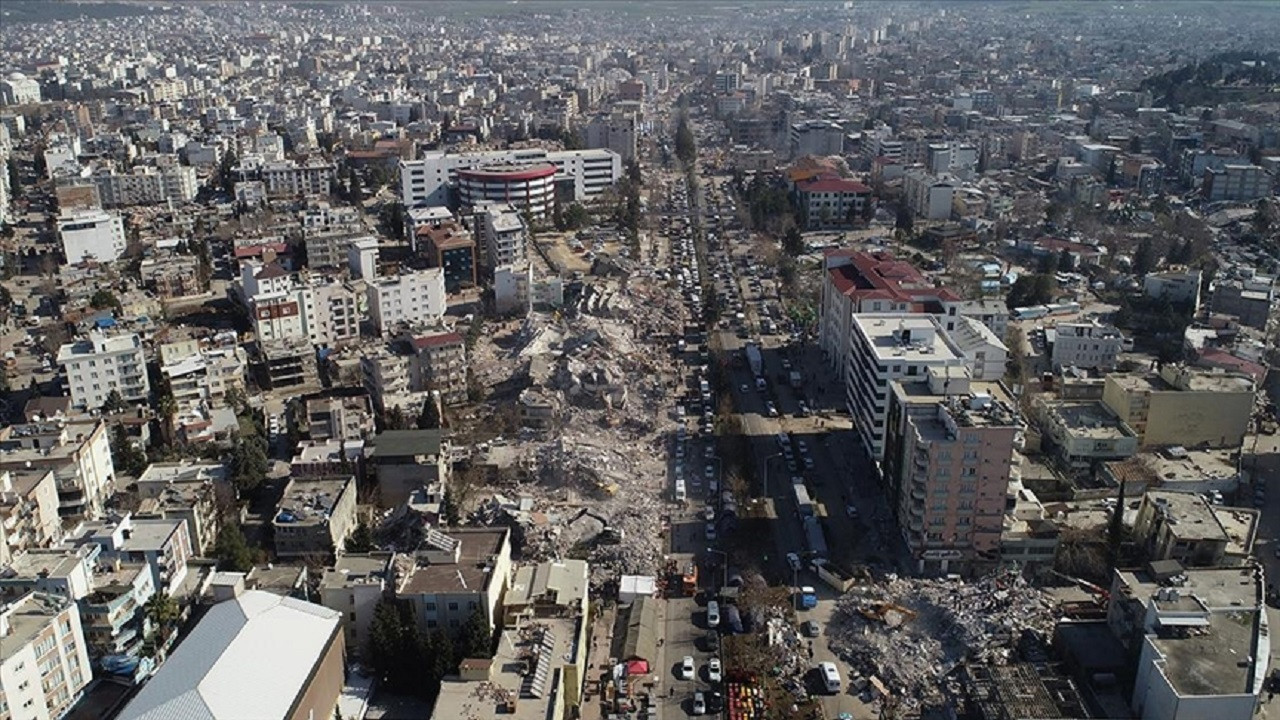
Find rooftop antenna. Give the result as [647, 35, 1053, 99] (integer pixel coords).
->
[456, 569, 468, 590]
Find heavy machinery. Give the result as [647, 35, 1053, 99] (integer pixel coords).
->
[1049, 570, 1111, 603]
[859, 602, 918, 628]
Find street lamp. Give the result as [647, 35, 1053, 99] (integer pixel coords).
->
[706, 547, 728, 591]
[762, 452, 782, 498]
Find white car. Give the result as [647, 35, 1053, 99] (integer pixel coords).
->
[707, 658, 722, 683]
[692, 690, 706, 715]
[706, 601, 720, 628]
[786, 552, 802, 571]
[680, 656, 695, 680]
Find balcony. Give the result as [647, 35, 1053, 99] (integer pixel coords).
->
[909, 504, 924, 518]
[911, 487, 926, 502]
[908, 518, 924, 533]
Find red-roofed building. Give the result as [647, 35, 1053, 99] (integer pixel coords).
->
[819, 250, 964, 367]
[794, 174, 874, 229]
[1193, 347, 1267, 385]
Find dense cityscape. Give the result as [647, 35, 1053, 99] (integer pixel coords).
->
[0, 1, 1278, 719]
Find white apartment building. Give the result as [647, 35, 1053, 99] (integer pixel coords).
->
[367, 268, 447, 336]
[1143, 269, 1202, 311]
[903, 169, 956, 221]
[261, 161, 336, 197]
[399, 148, 622, 207]
[473, 202, 528, 269]
[846, 314, 970, 463]
[0, 592, 92, 720]
[58, 209, 126, 265]
[0, 72, 41, 106]
[494, 262, 535, 316]
[240, 262, 361, 347]
[1202, 164, 1269, 203]
[1051, 322, 1126, 371]
[56, 331, 151, 410]
[361, 348, 416, 414]
[947, 316, 1008, 380]
[0, 421, 116, 519]
[93, 164, 197, 207]
[299, 280, 361, 347]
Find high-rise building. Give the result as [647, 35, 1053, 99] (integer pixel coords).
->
[0, 592, 93, 719]
[56, 331, 151, 410]
[367, 268, 447, 336]
[472, 202, 529, 270]
[883, 370, 1023, 574]
[585, 112, 638, 162]
[399, 148, 621, 208]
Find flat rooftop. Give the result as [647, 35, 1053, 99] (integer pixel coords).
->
[1047, 401, 1135, 439]
[321, 554, 390, 590]
[401, 528, 508, 596]
[852, 314, 965, 364]
[1144, 490, 1229, 542]
[1116, 565, 1259, 611]
[432, 617, 581, 720]
[1, 593, 71, 660]
[275, 477, 353, 527]
[1110, 372, 1254, 395]
[898, 380, 1020, 437]
[1153, 609, 1257, 697]
[1145, 449, 1238, 484]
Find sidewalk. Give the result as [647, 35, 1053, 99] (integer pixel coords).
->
[579, 604, 617, 720]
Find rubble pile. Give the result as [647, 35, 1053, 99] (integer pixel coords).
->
[827, 572, 1059, 710]
[763, 610, 813, 703]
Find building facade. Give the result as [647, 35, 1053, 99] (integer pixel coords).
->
[367, 268, 447, 336]
[56, 331, 151, 411]
[0, 593, 92, 720]
[58, 209, 126, 265]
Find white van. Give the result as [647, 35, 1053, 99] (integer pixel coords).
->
[818, 662, 841, 694]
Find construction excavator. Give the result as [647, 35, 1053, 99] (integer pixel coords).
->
[1049, 570, 1111, 603]
[570, 507, 625, 544]
[859, 602, 918, 626]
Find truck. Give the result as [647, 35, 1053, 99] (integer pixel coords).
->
[802, 515, 829, 559]
[794, 484, 815, 518]
[789, 370, 803, 390]
[745, 343, 763, 378]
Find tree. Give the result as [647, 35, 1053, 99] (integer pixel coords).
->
[457, 607, 493, 660]
[368, 599, 409, 685]
[562, 202, 589, 230]
[103, 389, 127, 414]
[1006, 273, 1057, 309]
[345, 521, 374, 553]
[145, 593, 180, 638]
[894, 203, 914, 235]
[348, 168, 364, 204]
[6, 157, 19, 198]
[417, 393, 441, 430]
[1037, 252, 1060, 275]
[1133, 237, 1156, 275]
[379, 202, 407, 241]
[782, 225, 805, 257]
[223, 386, 249, 415]
[89, 289, 121, 314]
[217, 149, 238, 195]
[214, 521, 256, 572]
[109, 424, 147, 477]
[1058, 248, 1076, 272]
[383, 405, 411, 431]
[675, 114, 697, 165]
[229, 433, 269, 496]
[440, 490, 462, 526]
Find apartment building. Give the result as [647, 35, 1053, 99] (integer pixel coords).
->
[240, 261, 361, 347]
[407, 331, 468, 407]
[133, 462, 224, 555]
[367, 429, 451, 508]
[260, 160, 336, 197]
[56, 330, 151, 411]
[306, 396, 375, 442]
[957, 299, 1009, 339]
[58, 209, 127, 265]
[0, 592, 92, 720]
[367, 268, 447, 336]
[318, 553, 392, 660]
[300, 279, 361, 347]
[399, 147, 621, 207]
[1101, 366, 1255, 449]
[305, 231, 370, 270]
[397, 528, 512, 635]
[1050, 322, 1125, 371]
[272, 476, 357, 558]
[158, 338, 246, 418]
[78, 561, 155, 661]
[903, 169, 956, 221]
[0, 72, 41, 105]
[73, 515, 192, 597]
[0, 469, 61, 566]
[0, 421, 115, 519]
[1212, 275, 1275, 330]
[472, 202, 528, 270]
[788, 119, 845, 158]
[418, 221, 477, 291]
[794, 175, 873, 230]
[846, 314, 970, 463]
[1034, 400, 1139, 468]
[1143, 269, 1202, 312]
[1202, 164, 1269, 202]
[360, 348, 416, 414]
[585, 111, 638, 162]
[92, 164, 197, 207]
[818, 250, 964, 371]
[883, 371, 1023, 575]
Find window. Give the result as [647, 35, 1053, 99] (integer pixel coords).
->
[424, 602, 437, 611]
[447, 602, 459, 611]
[426, 619, 438, 628]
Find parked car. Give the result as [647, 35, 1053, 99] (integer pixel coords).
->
[786, 552, 802, 571]
[692, 691, 706, 715]
[680, 656, 695, 680]
[707, 658, 722, 683]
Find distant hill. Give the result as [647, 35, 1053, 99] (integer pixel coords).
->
[1139, 51, 1280, 107]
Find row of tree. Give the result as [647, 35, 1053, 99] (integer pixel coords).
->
[367, 600, 493, 701]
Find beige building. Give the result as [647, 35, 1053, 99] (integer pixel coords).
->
[1034, 400, 1139, 468]
[272, 476, 358, 558]
[884, 371, 1023, 575]
[397, 528, 512, 635]
[1132, 490, 1256, 567]
[133, 462, 225, 555]
[319, 553, 392, 659]
[0, 469, 62, 565]
[0, 592, 93, 720]
[1101, 366, 1255, 449]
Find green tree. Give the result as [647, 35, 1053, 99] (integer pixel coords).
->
[1037, 252, 1060, 275]
[368, 599, 409, 685]
[214, 521, 256, 572]
[417, 393, 441, 430]
[1133, 237, 1157, 275]
[1107, 482, 1126, 571]
[217, 149, 238, 195]
[894, 203, 914, 234]
[349, 168, 364, 204]
[6, 157, 19, 198]
[562, 202, 589, 230]
[103, 388, 127, 414]
[109, 424, 147, 476]
[229, 433, 269, 496]
[440, 490, 462, 526]
[383, 405, 411, 431]
[89, 289, 121, 313]
[1058, 248, 1076, 272]
[345, 521, 374, 553]
[223, 386, 248, 415]
[1006, 273, 1057, 309]
[457, 607, 493, 660]
[782, 225, 805, 257]
[379, 202, 407, 241]
[145, 593, 180, 639]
